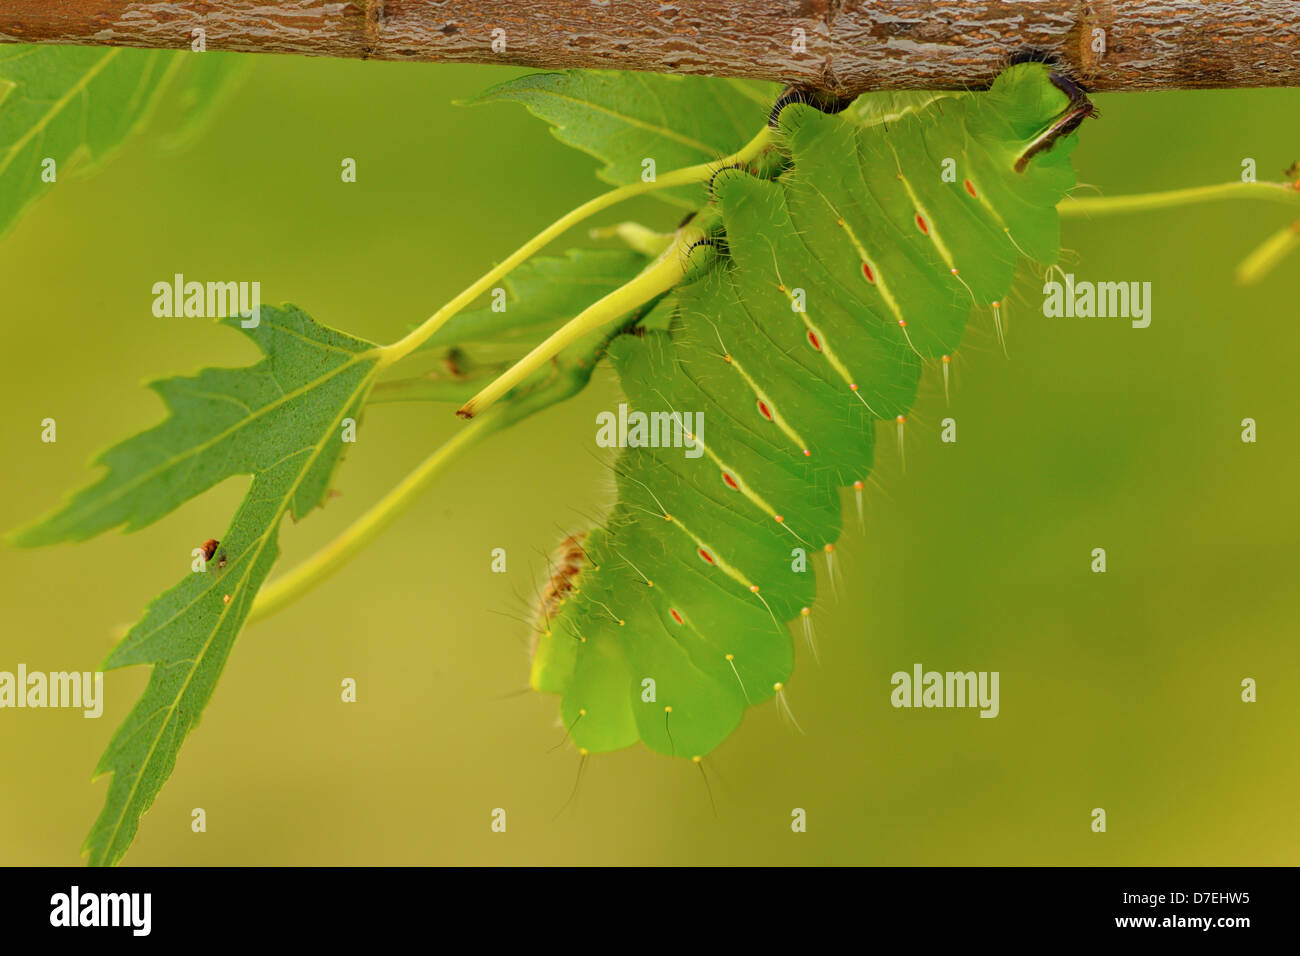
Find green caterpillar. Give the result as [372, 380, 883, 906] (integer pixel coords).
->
[528, 63, 1093, 759]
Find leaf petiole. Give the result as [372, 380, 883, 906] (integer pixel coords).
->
[1058, 180, 1300, 283]
[1058, 180, 1300, 217]
[456, 223, 707, 420]
[374, 126, 772, 368]
[248, 371, 576, 624]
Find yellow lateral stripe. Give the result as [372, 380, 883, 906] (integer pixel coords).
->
[685, 431, 785, 524]
[833, 215, 908, 327]
[889, 143, 960, 271]
[776, 286, 870, 398]
[725, 352, 812, 453]
[667, 514, 758, 594]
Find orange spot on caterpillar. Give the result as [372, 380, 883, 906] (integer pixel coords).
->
[964, 179, 977, 198]
[853, 479, 864, 490]
[802, 449, 811, 457]
[916, 213, 929, 235]
[807, 330, 822, 351]
[896, 414, 906, 424]
[757, 399, 774, 421]
[862, 262, 875, 283]
[723, 353, 733, 363]
[670, 608, 684, 625]
[698, 548, 715, 565]
[722, 472, 739, 490]
[222, 593, 231, 605]
[749, 585, 760, 593]
[774, 514, 785, 523]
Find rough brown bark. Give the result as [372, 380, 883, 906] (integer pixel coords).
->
[1, 1, 1297, 93]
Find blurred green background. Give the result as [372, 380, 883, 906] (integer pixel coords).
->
[0, 52, 1296, 866]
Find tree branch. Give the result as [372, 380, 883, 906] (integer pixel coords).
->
[2, 1, 1297, 93]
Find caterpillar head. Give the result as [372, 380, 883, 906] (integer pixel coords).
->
[987, 62, 1097, 172]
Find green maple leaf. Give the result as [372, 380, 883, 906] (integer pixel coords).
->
[470, 71, 779, 207]
[11, 306, 381, 866]
[0, 45, 245, 239]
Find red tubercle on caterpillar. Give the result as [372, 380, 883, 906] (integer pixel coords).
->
[915, 213, 929, 235]
[669, 608, 685, 625]
[756, 399, 775, 421]
[807, 330, 822, 351]
[862, 262, 875, 283]
[722, 471, 739, 490]
[964, 179, 977, 198]
[698, 547, 715, 565]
